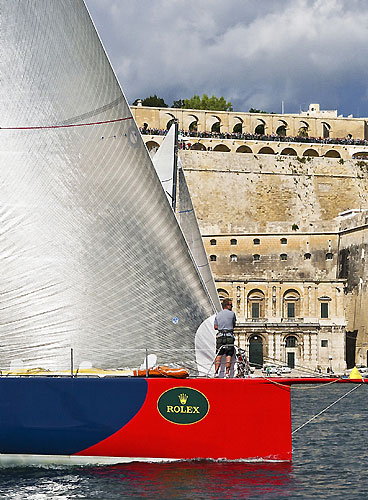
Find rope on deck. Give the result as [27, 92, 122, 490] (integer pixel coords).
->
[292, 383, 363, 435]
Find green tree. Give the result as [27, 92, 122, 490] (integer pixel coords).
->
[173, 94, 232, 111]
[172, 99, 186, 108]
[249, 108, 268, 114]
[132, 95, 168, 107]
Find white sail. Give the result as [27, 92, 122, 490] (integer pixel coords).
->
[152, 124, 176, 205]
[152, 128, 221, 311]
[0, 0, 215, 373]
[178, 159, 222, 311]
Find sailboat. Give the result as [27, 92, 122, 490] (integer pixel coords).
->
[5, 0, 357, 464]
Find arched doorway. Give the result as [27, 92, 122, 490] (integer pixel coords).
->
[249, 335, 263, 368]
[255, 123, 265, 135]
[233, 121, 243, 133]
[276, 125, 287, 136]
[322, 122, 330, 138]
[285, 335, 298, 368]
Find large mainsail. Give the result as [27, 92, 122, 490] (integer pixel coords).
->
[0, 0, 215, 372]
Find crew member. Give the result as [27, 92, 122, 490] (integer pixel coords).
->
[214, 298, 236, 378]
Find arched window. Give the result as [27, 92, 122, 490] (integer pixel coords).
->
[211, 121, 221, 133]
[236, 145, 252, 153]
[230, 239, 237, 245]
[255, 124, 265, 135]
[303, 149, 319, 157]
[253, 238, 260, 245]
[248, 290, 265, 319]
[166, 118, 176, 130]
[283, 290, 301, 319]
[298, 126, 309, 137]
[276, 125, 287, 136]
[324, 150, 341, 158]
[253, 254, 260, 261]
[191, 142, 206, 151]
[280, 253, 288, 261]
[146, 141, 160, 153]
[217, 288, 229, 301]
[233, 122, 243, 133]
[285, 335, 297, 347]
[326, 252, 333, 260]
[281, 148, 297, 156]
[304, 253, 311, 260]
[258, 147, 275, 155]
[322, 122, 330, 139]
[210, 239, 216, 246]
[281, 238, 287, 245]
[352, 152, 368, 160]
[230, 254, 237, 262]
[189, 120, 198, 132]
[210, 255, 217, 262]
[213, 144, 230, 152]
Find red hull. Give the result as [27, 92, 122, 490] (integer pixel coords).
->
[77, 378, 292, 461]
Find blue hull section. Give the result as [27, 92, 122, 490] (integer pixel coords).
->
[0, 378, 147, 455]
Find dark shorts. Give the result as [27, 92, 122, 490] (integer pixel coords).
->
[216, 336, 235, 357]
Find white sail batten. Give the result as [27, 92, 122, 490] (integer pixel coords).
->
[0, 0, 215, 373]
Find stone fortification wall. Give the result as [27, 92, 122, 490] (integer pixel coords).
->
[203, 233, 339, 282]
[338, 212, 368, 365]
[180, 152, 368, 234]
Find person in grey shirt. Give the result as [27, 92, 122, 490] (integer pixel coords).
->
[214, 298, 236, 378]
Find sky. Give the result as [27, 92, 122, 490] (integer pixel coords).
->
[85, 0, 368, 117]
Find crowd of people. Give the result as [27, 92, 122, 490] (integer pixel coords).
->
[139, 126, 368, 148]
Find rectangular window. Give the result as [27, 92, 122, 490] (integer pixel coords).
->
[287, 302, 295, 318]
[321, 302, 329, 318]
[321, 340, 328, 347]
[252, 302, 260, 318]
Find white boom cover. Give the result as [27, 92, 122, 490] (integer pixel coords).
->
[0, 0, 215, 372]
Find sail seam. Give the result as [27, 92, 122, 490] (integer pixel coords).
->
[0, 116, 133, 131]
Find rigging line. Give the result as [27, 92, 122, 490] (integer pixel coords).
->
[292, 379, 339, 390]
[292, 383, 363, 435]
[0, 116, 133, 130]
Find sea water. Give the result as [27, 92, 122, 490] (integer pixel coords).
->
[0, 384, 367, 499]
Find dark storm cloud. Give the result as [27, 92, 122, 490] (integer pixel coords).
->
[86, 0, 368, 116]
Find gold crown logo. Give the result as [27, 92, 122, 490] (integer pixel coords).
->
[178, 393, 188, 405]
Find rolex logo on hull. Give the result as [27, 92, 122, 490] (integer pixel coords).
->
[157, 387, 209, 425]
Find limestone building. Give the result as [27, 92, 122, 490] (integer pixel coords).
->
[136, 105, 368, 374]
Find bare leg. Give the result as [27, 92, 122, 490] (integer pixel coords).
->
[215, 354, 223, 374]
[225, 355, 232, 377]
